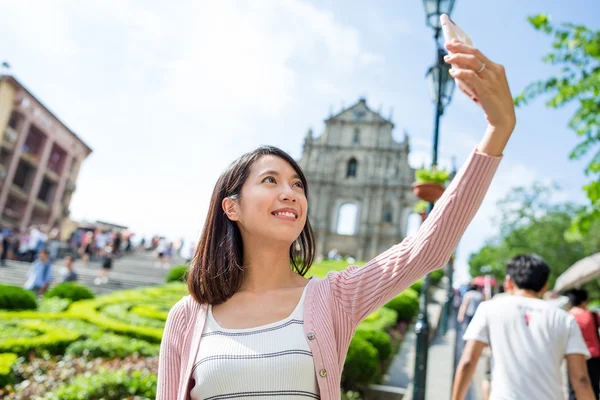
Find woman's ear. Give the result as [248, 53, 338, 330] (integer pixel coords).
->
[222, 196, 240, 221]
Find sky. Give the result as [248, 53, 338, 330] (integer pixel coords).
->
[0, 0, 598, 284]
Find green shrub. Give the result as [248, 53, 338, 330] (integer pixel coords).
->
[413, 200, 429, 214]
[131, 304, 169, 321]
[0, 284, 37, 311]
[101, 303, 165, 329]
[0, 353, 18, 388]
[359, 307, 398, 332]
[166, 265, 189, 283]
[66, 332, 159, 358]
[415, 168, 450, 184]
[430, 269, 445, 286]
[354, 330, 393, 363]
[385, 289, 420, 322]
[39, 297, 71, 313]
[69, 298, 164, 343]
[46, 368, 157, 400]
[45, 282, 94, 302]
[342, 336, 381, 386]
[0, 320, 80, 356]
[410, 279, 423, 294]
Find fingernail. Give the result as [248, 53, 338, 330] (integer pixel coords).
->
[444, 55, 451, 61]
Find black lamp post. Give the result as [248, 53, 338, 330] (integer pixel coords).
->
[412, 1, 456, 399]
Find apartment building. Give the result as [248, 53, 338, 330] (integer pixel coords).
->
[0, 75, 92, 231]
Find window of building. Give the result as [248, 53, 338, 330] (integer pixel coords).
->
[353, 128, 360, 144]
[347, 158, 358, 178]
[336, 203, 358, 235]
[23, 125, 45, 156]
[38, 178, 55, 203]
[383, 206, 393, 223]
[13, 161, 34, 190]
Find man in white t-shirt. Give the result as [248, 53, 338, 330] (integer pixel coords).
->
[452, 254, 594, 400]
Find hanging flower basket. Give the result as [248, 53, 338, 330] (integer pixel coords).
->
[412, 181, 445, 203]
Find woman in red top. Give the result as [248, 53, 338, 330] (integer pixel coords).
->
[568, 289, 600, 399]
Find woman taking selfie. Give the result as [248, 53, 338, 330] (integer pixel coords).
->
[157, 37, 516, 400]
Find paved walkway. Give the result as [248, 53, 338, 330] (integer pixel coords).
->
[0, 251, 185, 295]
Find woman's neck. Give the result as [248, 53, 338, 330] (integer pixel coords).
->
[239, 240, 303, 292]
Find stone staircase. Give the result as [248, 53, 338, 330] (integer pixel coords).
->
[0, 251, 187, 295]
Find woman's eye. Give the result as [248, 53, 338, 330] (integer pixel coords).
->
[293, 181, 304, 189]
[263, 176, 276, 184]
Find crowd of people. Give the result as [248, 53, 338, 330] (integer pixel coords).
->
[0, 223, 193, 294]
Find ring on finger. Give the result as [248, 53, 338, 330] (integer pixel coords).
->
[476, 62, 486, 74]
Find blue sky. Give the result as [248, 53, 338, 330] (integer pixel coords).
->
[0, 0, 597, 283]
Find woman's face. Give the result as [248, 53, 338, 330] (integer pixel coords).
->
[229, 155, 308, 244]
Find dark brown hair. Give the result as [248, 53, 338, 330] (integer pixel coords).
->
[187, 146, 315, 305]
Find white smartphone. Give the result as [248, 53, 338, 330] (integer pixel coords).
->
[440, 14, 473, 47]
[440, 14, 476, 98]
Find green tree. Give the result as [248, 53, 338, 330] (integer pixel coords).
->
[468, 182, 600, 288]
[515, 14, 600, 237]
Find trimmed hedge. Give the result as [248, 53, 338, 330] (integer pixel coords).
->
[385, 289, 420, 322]
[68, 292, 169, 343]
[358, 307, 398, 332]
[0, 353, 17, 388]
[0, 284, 37, 311]
[131, 304, 169, 321]
[45, 282, 95, 302]
[39, 297, 71, 313]
[46, 368, 157, 400]
[0, 320, 80, 356]
[410, 279, 423, 295]
[430, 269, 444, 286]
[166, 265, 189, 283]
[354, 329, 393, 363]
[66, 332, 159, 358]
[342, 335, 381, 386]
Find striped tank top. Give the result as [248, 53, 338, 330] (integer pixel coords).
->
[190, 285, 320, 399]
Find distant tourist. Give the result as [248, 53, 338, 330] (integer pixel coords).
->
[23, 249, 52, 296]
[452, 255, 594, 400]
[95, 245, 113, 285]
[567, 288, 600, 400]
[60, 256, 78, 283]
[457, 284, 483, 326]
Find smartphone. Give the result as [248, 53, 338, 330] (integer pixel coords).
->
[440, 14, 472, 47]
[440, 14, 476, 98]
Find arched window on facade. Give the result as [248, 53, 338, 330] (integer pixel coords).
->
[347, 158, 358, 178]
[383, 206, 393, 223]
[336, 203, 358, 235]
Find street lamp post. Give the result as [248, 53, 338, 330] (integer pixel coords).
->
[412, 1, 456, 399]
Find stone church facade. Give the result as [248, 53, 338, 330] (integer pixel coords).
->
[299, 98, 417, 262]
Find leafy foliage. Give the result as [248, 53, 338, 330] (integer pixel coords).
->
[45, 283, 94, 303]
[46, 368, 157, 400]
[0, 285, 37, 311]
[415, 168, 450, 184]
[468, 182, 600, 290]
[165, 265, 189, 283]
[515, 14, 600, 236]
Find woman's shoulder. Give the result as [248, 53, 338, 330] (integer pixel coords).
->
[167, 294, 205, 320]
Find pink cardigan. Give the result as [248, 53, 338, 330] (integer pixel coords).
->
[157, 149, 501, 400]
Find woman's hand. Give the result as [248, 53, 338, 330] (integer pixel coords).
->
[445, 40, 516, 156]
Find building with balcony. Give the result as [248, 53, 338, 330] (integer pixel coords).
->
[0, 75, 92, 231]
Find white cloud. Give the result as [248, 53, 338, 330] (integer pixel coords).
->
[0, 0, 385, 244]
[0, 1, 78, 60]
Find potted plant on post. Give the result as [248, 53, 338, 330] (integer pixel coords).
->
[412, 168, 450, 203]
[413, 200, 430, 222]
